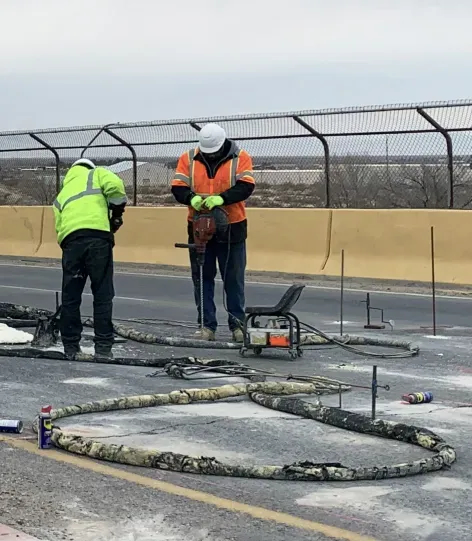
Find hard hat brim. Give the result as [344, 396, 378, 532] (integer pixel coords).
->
[198, 142, 225, 154]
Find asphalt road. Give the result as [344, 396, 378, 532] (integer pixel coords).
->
[1, 262, 472, 541]
[0, 262, 470, 333]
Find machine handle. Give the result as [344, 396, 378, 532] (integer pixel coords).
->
[175, 243, 196, 249]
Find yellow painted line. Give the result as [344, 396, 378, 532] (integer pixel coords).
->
[0, 436, 380, 541]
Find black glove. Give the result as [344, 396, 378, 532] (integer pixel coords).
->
[110, 216, 123, 233]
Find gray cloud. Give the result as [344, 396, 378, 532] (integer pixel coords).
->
[0, 0, 471, 130]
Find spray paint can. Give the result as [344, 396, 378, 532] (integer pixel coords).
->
[38, 405, 52, 449]
[0, 419, 23, 434]
[402, 392, 433, 404]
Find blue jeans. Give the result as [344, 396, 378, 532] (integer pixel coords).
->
[190, 238, 246, 332]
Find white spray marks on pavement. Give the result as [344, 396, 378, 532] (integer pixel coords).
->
[296, 485, 397, 508]
[331, 363, 472, 390]
[63, 377, 111, 387]
[0, 323, 32, 344]
[422, 476, 472, 492]
[296, 485, 450, 538]
[59, 515, 224, 541]
[60, 424, 128, 439]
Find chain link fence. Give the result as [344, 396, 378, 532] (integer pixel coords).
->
[1, 100, 472, 209]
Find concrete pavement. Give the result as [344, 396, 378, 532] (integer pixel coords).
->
[0, 524, 41, 540]
[1, 262, 472, 540]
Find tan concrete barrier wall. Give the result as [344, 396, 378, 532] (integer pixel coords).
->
[323, 209, 472, 284]
[245, 209, 331, 274]
[0, 206, 471, 285]
[0, 206, 45, 257]
[34, 207, 61, 260]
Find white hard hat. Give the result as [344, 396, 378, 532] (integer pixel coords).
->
[198, 123, 226, 154]
[72, 158, 96, 169]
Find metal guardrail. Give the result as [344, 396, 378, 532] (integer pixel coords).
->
[1, 99, 471, 209]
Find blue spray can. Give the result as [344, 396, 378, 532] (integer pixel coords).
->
[38, 405, 52, 449]
[0, 420, 23, 434]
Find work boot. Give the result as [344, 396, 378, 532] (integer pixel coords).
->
[64, 345, 81, 361]
[232, 328, 244, 343]
[94, 348, 114, 362]
[194, 328, 215, 341]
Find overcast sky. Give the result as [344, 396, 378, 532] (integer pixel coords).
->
[1, 0, 471, 131]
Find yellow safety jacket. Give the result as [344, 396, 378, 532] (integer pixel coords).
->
[53, 165, 127, 246]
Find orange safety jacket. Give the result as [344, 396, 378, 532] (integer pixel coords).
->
[171, 143, 255, 224]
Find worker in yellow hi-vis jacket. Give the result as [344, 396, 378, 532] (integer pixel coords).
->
[53, 158, 127, 361]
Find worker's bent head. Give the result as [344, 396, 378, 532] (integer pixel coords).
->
[198, 123, 226, 155]
[71, 158, 96, 170]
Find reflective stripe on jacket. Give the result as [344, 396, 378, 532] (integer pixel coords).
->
[171, 144, 255, 224]
[53, 165, 127, 245]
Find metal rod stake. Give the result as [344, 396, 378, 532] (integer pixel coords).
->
[372, 365, 377, 420]
[366, 293, 371, 326]
[199, 265, 204, 332]
[431, 226, 437, 336]
[340, 249, 345, 336]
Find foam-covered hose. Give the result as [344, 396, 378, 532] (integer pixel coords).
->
[0, 302, 419, 357]
[45, 382, 455, 481]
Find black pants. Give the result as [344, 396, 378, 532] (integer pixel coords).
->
[60, 236, 114, 355]
[190, 237, 246, 332]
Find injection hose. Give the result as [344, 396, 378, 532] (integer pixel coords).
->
[43, 382, 455, 481]
[0, 302, 419, 358]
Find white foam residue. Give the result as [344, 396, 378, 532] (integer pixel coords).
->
[297, 485, 449, 538]
[0, 323, 33, 344]
[422, 476, 472, 492]
[63, 515, 224, 541]
[63, 377, 111, 387]
[387, 508, 447, 536]
[296, 485, 397, 509]
[60, 423, 125, 438]
[330, 364, 472, 390]
[424, 335, 450, 340]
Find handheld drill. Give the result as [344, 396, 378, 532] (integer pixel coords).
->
[175, 211, 217, 331]
[175, 212, 217, 265]
[175, 208, 228, 333]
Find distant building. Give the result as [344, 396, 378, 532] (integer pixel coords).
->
[106, 161, 171, 191]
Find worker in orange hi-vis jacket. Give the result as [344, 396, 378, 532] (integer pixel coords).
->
[171, 123, 255, 343]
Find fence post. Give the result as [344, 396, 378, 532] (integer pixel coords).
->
[80, 123, 115, 159]
[104, 128, 138, 206]
[292, 115, 331, 208]
[416, 108, 454, 208]
[29, 133, 61, 193]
